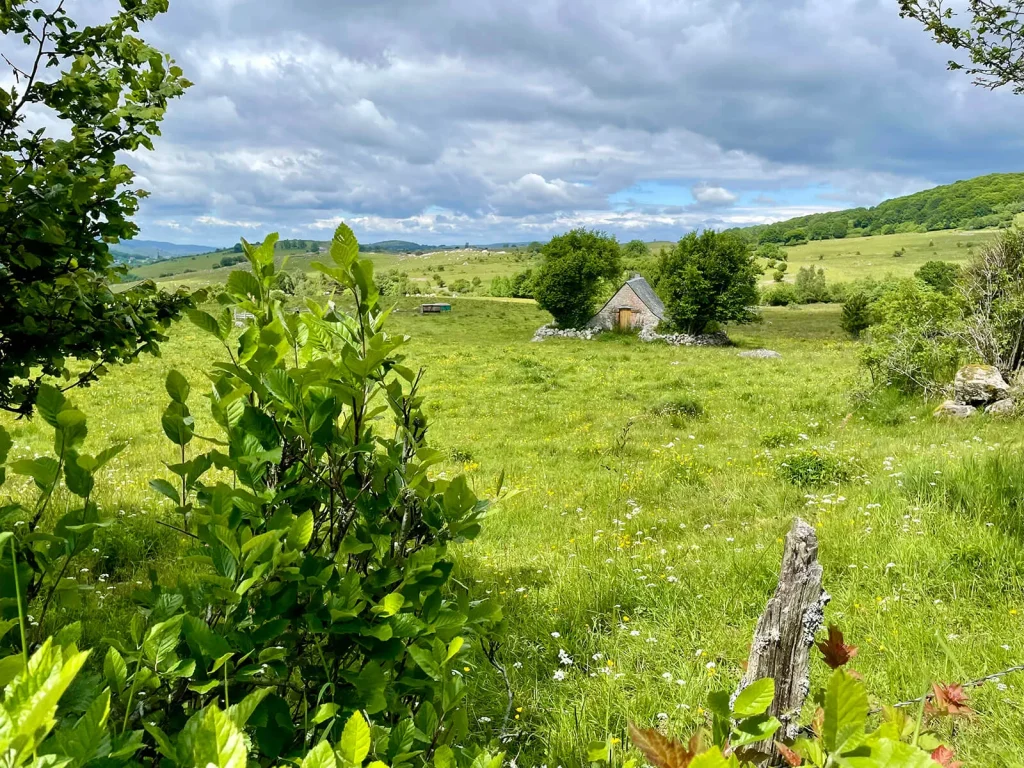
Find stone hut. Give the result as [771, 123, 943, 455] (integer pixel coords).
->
[587, 275, 666, 331]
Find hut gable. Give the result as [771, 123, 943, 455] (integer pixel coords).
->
[587, 276, 666, 331]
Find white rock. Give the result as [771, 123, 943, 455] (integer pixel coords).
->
[985, 398, 1016, 417]
[933, 400, 977, 419]
[739, 349, 782, 359]
[954, 365, 1010, 405]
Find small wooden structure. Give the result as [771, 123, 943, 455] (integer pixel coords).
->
[420, 303, 452, 315]
[587, 275, 665, 331]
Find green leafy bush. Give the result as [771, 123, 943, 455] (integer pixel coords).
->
[0, 224, 503, 768]
[762, 285, 799, 307]
[915, 260, 961, 294]
[657, 231, 762, 335]
[794, 267, 830, 304]
[862, 280, 960, 394]
[533, 229, 621, 328]
[840, 292, 872, 338]
[774, 448, 854, 487]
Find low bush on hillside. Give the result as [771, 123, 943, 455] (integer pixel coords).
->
[840, 292, 872, 338]
[774, 448, 855, 487]
[652, 396, 706, 422]
[761, 284, 799, 306]
[0, 225, 503, 768]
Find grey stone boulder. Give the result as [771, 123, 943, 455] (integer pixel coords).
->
[934, 400, 977, 419]
[739, 349, 782, 359]
[954, 365, 1010, 405]
[985, 398, 1016, 417]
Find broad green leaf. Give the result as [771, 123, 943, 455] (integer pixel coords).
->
[288, 510, 314, 550]
[407, 644, 442, 681]
[189, 309, 227, 341]
[311, 702, 339, 725]
[55, 688, 111, 768]
[433, 745, 455, 768]
[587, 740, 611, 763]
[303, 740, 337, 768]
[688, 749, 730, 768]
[103, 647, 127, 693]
[339, 710, 372, 765]
[36, 384, 67, 429]
[12, 457, 60, 491]
[227, 687, 271, 729]
[843, 738, 935, 768]
[0, 654, 24, 688]
[0, 425, 11, 466]
[15, 640, 91, 746]
[227, 269, 263, 303]
[191, 706, 247, 768]
[374, 592, 404, 617]
[733, 677, 775, 717]
[824, 668, 868, 755]
[445, 636, 464, 662]
[165, 370, 191, 404]
[149, 478, 181, 504]
[330, 222, 360, 270]
[730, 713, 781, 748]
[143, 614, 184, 670]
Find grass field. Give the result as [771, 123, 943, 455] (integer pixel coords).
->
[3, 297, 1022, 766]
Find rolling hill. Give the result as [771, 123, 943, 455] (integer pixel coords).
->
[732, 172, 1024, 244]
[110, 239, 221, 261]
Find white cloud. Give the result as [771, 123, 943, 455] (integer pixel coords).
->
[691, 184, 738, 206]
[196, 215, 263, 229]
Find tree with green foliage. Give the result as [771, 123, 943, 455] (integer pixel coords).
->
[757, 242, 787, 263]
[533, 228, 621, 327]
[1, 0, 193, 415]
[916, 260, 961, 293]
[900, 0, 1024, 93]
[794, 266, 830, 303]
[841, 292, 873, 338]
[774, 261, 789, 282]
[657, 230, 761, 334]
[622, 239, 650, 260]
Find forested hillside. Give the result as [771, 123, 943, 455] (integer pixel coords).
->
[735, 172, 1024, 244]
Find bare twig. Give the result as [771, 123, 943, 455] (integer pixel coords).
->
[870, 664, 1024, 714]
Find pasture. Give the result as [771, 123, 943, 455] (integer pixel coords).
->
[2, 297, 1022, 766]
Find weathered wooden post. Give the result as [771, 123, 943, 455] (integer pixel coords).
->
[734, 518, 829, 759]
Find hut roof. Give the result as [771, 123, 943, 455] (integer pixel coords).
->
[624, 275, 665, 319]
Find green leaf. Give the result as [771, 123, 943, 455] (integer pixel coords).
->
[227, 687, 272, 729]
[687, 749, 729, 768]
[227, 269, 263, 304]
[823, 668, 868, 755]
[433, 745, 455, 768]
[143, 614, 184, 670]
[311, 702, 339, 725]
[165, 370, 191, 404]
[189, 309, 227, 341]
[733, 677, 775, 717]
[55, 688, 111, 768]
[303, 740, 338, 768]
[103, 647, 127, 693]
[587, 740, 611, 763]
[288, 510, 314, 550]
[12, 457, 60, 490]
[445, 636, 464, 662]
[407, 644, 442, 681]
[190, 706, 248, 768]
[339, 710, 372, 765]
[161, 402, 194, 446]
[36, 384, 67, 429]
[730, 713, 781, 748]
[330, 223, 360, 270]
[0, 654, 24, 688]
[374, 592, 404, 617]
[0, 425, 12, 466]
[149, 478, 181, 504]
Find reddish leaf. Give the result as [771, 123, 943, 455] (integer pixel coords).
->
[816, 625, 859, 669]
[811, 707, 825, 738]
[776, 742, 803, 766]
[931, 745, 963, 768]
[926, 683, 975, 718]
[628, 724, 700, 768]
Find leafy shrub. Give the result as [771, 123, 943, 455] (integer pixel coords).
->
[840, 292, 872, 338]
[653, 397, 705, 423]
[759, 428, 798, 449]
[657, 230, 762, 334]
[762, 284, 799, 306]
[0, 224, 503, 767]
[533, 229, 621, 328]
[775, 448, 854, 486]
[862, 280, 961, 394]
[892, 247, 907, 258]
[794, 266, 830, 304]
[756, 242, 787, 263]
[915, 260, 961, 294]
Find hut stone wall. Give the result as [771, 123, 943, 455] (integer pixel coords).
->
[587, 284, 662, 330]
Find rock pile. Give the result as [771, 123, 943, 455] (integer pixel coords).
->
[531, 325, 602, 342]
[934, 364, 1016, 418]
[638, 328, 731, 347]
[532, 325, 731, 347]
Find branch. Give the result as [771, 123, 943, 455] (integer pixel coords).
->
[870, 663, 1024, 714]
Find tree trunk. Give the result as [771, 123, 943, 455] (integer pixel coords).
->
[734, 518, 830, 759]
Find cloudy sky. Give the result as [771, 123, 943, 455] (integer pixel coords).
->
[86, 0, 1024, 244]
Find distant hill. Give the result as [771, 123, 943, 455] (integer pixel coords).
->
[111, 239, 220, 262]
[732, 172, 1024, 245]
[360, 240, 434, 253]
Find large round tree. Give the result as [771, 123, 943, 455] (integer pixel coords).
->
[1, 0, 193, 415]
[657, 230, 762, 335]
[533, 229, 621, 328]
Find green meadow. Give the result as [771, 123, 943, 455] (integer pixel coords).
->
[3, 297, 1022, 766]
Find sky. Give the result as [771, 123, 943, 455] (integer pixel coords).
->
[29, 0, 1024, 245]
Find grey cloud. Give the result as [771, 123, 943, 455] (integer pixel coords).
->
[117, 0, 1024, 243]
